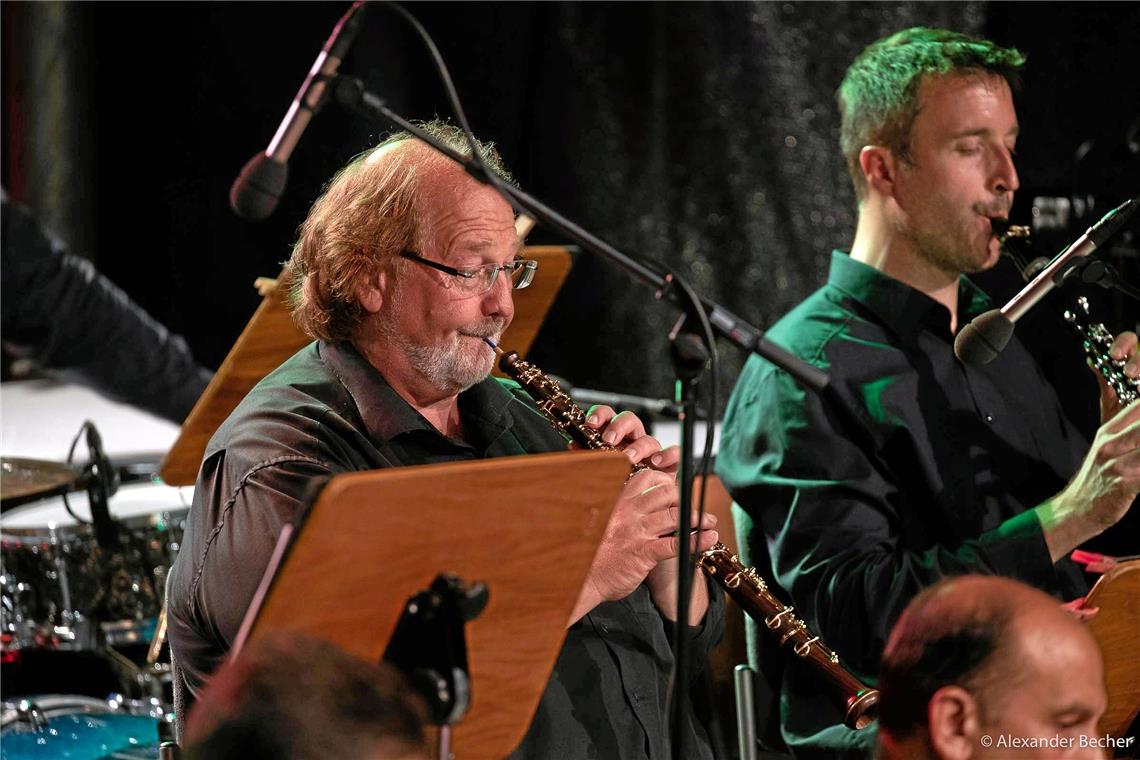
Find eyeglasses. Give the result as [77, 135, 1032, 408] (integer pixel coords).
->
[400, 251, 538, 294]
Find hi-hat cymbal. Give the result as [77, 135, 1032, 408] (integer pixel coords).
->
[1, 457, 80, 510]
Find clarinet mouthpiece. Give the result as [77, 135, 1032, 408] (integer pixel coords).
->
[990, 217, 1030, 247]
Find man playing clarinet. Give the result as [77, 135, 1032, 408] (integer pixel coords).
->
[717, 27, 1140, 758]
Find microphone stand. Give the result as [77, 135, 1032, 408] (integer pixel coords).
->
[1066, 257, 1140, 303]
[330, 74, 828, 760]
[667, 319, 710, 759]
[331, 76, 828, 394]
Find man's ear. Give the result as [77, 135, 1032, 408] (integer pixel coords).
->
[859, 145, 898, 199]
[356, 270, 388, 315]
[928, 685, 982, 760]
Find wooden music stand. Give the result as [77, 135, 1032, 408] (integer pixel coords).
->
[159, 246, 573, 485]
[233, 449, 629, 759]
[1085, 558, 1140, 738]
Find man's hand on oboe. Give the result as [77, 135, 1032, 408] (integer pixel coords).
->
[582, 404, 680, 472]
[567, 467, 717, 626]
[646, 529, 718, 624]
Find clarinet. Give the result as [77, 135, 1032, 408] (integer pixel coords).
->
[995, 219, 1137, 405]
[1065, 296, 1139, 404]
[487, 342, 880, 730]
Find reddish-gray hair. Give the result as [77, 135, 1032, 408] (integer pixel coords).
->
[283, 120, 512, 341]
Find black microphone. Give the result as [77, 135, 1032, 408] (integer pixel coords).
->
[84, 421, 121, 551]
[229, 1, 366, 220]
[955, 196, 1138, 365]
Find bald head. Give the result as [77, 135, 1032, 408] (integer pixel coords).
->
[878, 576, 1106, 760]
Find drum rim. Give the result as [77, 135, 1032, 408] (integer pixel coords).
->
[1, 694, 116, 727]
[1, 692, 168, 727]
[1, 507, 189, 543]
[0, 481, 193, 536]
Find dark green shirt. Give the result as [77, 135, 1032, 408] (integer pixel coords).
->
[717, 252, 1089, 758]
[169, 340, 723, 759]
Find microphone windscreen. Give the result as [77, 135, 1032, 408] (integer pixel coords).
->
[230, 152, 289, 221]
[954, 309, 1015, 365]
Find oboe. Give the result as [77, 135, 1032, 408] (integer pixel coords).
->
[486, 340, 880, 730]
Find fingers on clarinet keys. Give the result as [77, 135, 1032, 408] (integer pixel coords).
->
[1110, 330, 1140, 379]
[1065, 299, 1140, 405]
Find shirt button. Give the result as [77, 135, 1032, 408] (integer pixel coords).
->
[985, 414, 994, 424]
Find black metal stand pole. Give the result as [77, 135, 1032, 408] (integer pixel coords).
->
[667, 326, 710, 759]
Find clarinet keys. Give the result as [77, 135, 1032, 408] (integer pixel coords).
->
[1064, 297, 1139, 405]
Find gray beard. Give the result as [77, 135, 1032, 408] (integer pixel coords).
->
[374, 271, 506, 396]
[395, 328, 501, 396]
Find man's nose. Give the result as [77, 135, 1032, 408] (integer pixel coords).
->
[991, 145, 1019, 197]
[482, 267, 514, 318]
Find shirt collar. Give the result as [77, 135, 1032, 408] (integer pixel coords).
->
[318, 340, 515, 447]
[827, 250, 992, 343]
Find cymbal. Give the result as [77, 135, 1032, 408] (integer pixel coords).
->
[1, 457, 80, 510]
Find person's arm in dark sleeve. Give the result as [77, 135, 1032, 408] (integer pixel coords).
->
[717, 359, 1062, 672]
[1, 192, 212, 423]
[167, 450, 335, 695]
[662, 574, 725, 682]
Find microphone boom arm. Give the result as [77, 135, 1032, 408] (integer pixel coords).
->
[331, 75, 829, 394]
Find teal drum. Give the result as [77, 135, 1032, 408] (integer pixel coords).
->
[1, 694, 169, 760]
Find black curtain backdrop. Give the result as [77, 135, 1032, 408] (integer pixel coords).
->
[3, 2, 1138, 441]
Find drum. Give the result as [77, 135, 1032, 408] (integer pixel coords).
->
[1, 647, 129, 701]
[1, 482, 192, 650]
[1, 694, 168, 760]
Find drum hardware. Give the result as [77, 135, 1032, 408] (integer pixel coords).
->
[1, 418, 183, 726]
[103, 643, 173, 703]
[1, 693, 171, 758]
[146, 567, 170, 670]
[58, 421, 121, 549]
[2, 480, 190, 711]
[10, 699, 48, 731]
[0, 458, 80, 510]
[100, 586, 174, 705]
[106, 691, 171, 721]
[1, 482, 189, 634]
